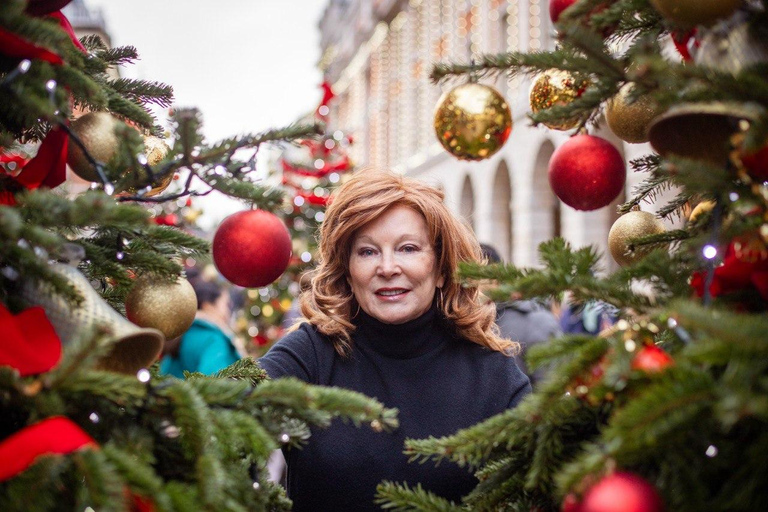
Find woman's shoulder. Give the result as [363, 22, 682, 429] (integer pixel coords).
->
[258, 321, 335, 382]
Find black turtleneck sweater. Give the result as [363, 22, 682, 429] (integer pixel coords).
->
[258, 306, 531, 511]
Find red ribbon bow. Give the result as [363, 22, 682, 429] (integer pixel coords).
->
[0, 302, 62, 376]
[0, 416, 96, 482]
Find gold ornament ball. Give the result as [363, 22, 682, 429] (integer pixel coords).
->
[124, 135, 173, 196]
[649, 0, 741, 28]
[125, 275, 197, 340]
[605, 84, 665, 144]
[434, 83, 512, 161]
[529, 69, 587, 131]
[688, 200, 716, 223]
[608, 211, 666, 267]
[67, 112, 123, 182]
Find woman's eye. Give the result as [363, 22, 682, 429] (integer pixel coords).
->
[401, 245, 418, 253]
[358, 248, 375, 257]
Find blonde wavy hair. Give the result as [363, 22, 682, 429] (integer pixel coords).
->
[299, 170, 518, 358]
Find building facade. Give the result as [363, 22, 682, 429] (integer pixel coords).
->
[318, 0, 666, 270]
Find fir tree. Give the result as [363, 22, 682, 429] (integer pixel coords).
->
[378, 1, 768, 511]
[0, 2, 396, 510]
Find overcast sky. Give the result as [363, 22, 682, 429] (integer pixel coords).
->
[84, 0, 329, 228]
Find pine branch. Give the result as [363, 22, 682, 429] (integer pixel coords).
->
[72, 449, 127, 512]
[376, 481, 463, 512]
[103, 445, 174, 512]
[108, 78, 174, 108]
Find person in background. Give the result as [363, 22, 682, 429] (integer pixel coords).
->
[160, 279, 240, 378]
[259, 171, 531, 511]
[479, 243, 562, 386]
[558, 291, 617, 336]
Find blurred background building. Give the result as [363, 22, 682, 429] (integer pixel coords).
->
[318, 0, 661, 270]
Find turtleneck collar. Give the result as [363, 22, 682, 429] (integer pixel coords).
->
[353, 303, 445, 359]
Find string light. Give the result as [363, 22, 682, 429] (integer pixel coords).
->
[706, 445, 718, 457]
[280, 433, 290, 443]
[702, 245, 718, 259]
[529, 0, 542, 51]
[89, 412, 100, 423]
[137, 368, 151, 382]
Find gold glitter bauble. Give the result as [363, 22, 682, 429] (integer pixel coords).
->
[125, 275, 197, 340]
[605, 83, 665, 144]
[124, 135, 172, 196]
[649, 0, 741, 28]
[688, 200, 716, 223]
[67, 112, 122, 182]
[608, 211, 666, 267]
[434, 83, 512, 161]
[529, 69, 587, 131]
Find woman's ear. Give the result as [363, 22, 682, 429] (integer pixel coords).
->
[437, 274, 446, 289]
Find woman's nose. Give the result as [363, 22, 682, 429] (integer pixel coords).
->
[376, 251, 400, 276]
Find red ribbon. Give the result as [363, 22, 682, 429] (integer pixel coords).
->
[0, 416, 97, 482]
[46, 10, 87, 53]
[0, 26, 63, 64]
[691, 242, 768, 301]
[281, 156, 350, 178]
[0, 302, 62, 377]
[296, 189, 328, 206]
[671, 29, 699, 62]
[25, 0, 73, 16]
[315, 81, 335, 118]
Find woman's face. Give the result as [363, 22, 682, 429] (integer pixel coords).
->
[347, 205, 444, 324]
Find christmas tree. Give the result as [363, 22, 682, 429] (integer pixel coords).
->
[378, 1, 768, 511]
[0, 1, 396, 510]
[243, 81, 355, 352]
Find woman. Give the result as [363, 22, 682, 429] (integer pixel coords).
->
[259, 171, 531, 510]
[160, 279, 240, 377]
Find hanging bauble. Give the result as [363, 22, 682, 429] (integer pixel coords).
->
[688, 200, 716, 223]
[605, 84, 665, 144]
[433, 83, 512, 161]
[649, 0, 741, 28]
[122, 135, 173, 197]
[549, 0, 614, 35]
[696, 12, 768, 75]
[579, 472, 664, 512]
[608, 211, 666, 267]
[632, 344, 674, 373]
[548, 134, 626, 211]
[125, 275, 197, 341]
[549, 0, 577, 24]
[529, 70, 587, 131]
[19, 263, 163, 374]
[67, 112, 123, 182]
[212, 209, 292, 288]
[648, 102, 756, 165]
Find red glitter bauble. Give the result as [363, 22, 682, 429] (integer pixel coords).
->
[212, 210, 292, 288]
[631, 345, 674, 373]
[581, 472, 664, 512]
[549, 134, 626, 211]
[550, 0, 578, 24]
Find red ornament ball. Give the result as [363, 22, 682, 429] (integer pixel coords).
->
[212, 209, 292, 288]
[549, 134, 626, 211]
[550, 0, 577, 24]
[580, 472, 664, 512]
[631, 345, 674, 373]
